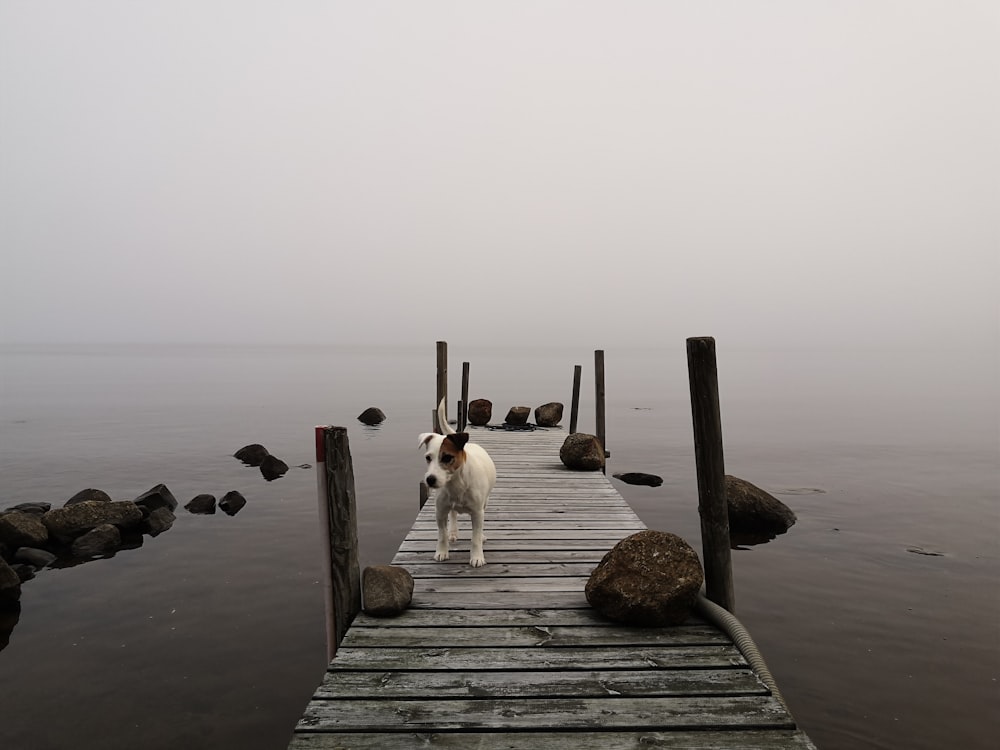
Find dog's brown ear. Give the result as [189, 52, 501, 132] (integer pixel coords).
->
[418, 433, 435, 449]
[445, 432, 470, 451]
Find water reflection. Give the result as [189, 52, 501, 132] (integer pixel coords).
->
[0, 602, 20, 652]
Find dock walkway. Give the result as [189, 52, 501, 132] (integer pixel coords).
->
[289, 427, 815, 748]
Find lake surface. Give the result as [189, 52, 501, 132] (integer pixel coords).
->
[1, 342, 997, 749]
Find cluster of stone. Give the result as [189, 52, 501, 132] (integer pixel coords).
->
[234, 444, 289, 481]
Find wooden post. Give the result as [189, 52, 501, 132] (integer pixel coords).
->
[460, 361, 470, 431]
[435, 341, 448, 433]
[569, 365, 582, 434]
[419, 482, 429, 509]
[686, 336, 736, 613]
[315, 425, 362, 661]
[594, 350, 606, 464]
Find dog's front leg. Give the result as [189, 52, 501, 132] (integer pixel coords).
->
[434, 499, 451, 562]
[448, 510, 459, 542]
[469, 507, 486, 567]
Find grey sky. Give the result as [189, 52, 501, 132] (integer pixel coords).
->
[1, 1, 997, 350]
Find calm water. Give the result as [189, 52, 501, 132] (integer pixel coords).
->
[1, 343, 997, 749]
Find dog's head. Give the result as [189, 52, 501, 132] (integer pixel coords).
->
[418, 431, 470, 489]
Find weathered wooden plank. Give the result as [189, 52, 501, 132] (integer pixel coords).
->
[409, 591, 592, 609]
[392, 550, 607, 565]
[296, 695, 792, 732]
[349, 608, 703, 628]
[289, 729, 818, 750]
[400, 561, 598, 577]
[410, 520, 645, 530]
[415, 577, 589, 593]
[327, 645, 747, 671]
[340, 624, 729, 648]
[397, 539, 619, 553]
[314, 668, 768, 699]
[405, 530, 634, 540]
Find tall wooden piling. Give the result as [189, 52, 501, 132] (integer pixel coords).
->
[315, 425, 362, 660]
[569, 364, 582, 434]
[595, 350, 606, 463]
[686, 336, 735, 613]
[460, 361, 470, 431]
[435, 341, 448, 433]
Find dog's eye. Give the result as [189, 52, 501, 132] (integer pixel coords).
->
[425, 455, 432, 463]
[441, 454, 453, 464]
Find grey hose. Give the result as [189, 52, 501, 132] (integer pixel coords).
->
[695, 593, 792, 716]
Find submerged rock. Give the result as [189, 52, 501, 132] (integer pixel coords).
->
[586, 530, 703, 626]
[234, 444, 269, 467]
[134, 484, 178, 513]
[559, 433, 606, 471]
[70, 523, 122, 558]
[219, 491, 247, 516]
[363, 565, 414, 617]
[260, 455, 289, 481]
[0, 559, 21, 604]
[185, 494, 217, 515]
[13, 547, 57, 568]
[144, 507, 175, 537]
[613, 472, 663, 487]
[357, 407, 386, 426]
[725, 475, 796, 541]
[6, 502, 52, 515]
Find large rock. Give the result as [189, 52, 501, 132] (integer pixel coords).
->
[144, 507, 176, 537]
[613, 472, 663, 487]
[534, 402, 564, 427]
[362, 565, 414, 617]
[234, 444, 270, 466]
[185, 494, 217, 514]
[134, 484, 178, 513]
[725, 475, 797, 541]
[14, 547, 57, 568]
[357, 407, 386, 425]
[559, 433, 606, 471]
[505, 406, 531, 426]
[0, 559, 21, 604]
[70, 524, 122, 558]
[6, 502, 51, 515]
[65, 488, 112, 506]
[43, 500, 143, 542]
[260, 455, 289, 481]
[0, 601, 21, 651]
[219, 491, 247, 516]
[467, 399, 492, 426]
[0, 511, 50, 549]
[586, 530, 704, 626]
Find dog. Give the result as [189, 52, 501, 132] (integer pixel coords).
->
[418, 399, 496, 567]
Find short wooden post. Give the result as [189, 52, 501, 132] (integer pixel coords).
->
[686, 336, 736, 613]
[435, 341, 448, 433]
[595, 350, 607, 465]
[460, 361, 470, 431]
[569, 364, 582, 434]
[315, 425, 362, 661]
[419, 481, 429, 509]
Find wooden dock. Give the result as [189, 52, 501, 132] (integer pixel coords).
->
[289, 426, 815, 749]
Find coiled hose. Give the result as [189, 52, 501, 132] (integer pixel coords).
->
[695, 593, 792, 716]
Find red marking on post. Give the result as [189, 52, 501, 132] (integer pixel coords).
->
[315, 426, 328, 462]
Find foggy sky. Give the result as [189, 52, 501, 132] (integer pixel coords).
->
[1, 2, 997, 351]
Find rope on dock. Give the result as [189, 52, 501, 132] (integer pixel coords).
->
[695, 594, 793, 717]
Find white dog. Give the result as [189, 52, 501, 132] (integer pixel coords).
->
[418, 399, 496, 567]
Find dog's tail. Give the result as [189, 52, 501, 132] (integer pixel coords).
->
[437, 398, 456, 435]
